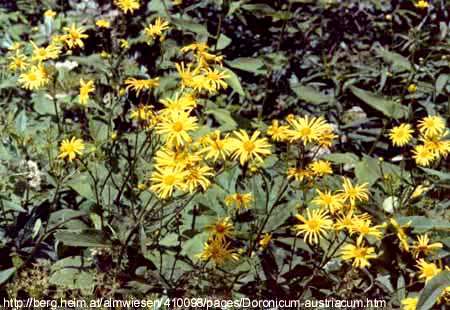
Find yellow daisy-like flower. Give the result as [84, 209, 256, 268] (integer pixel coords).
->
[149, 167, 188, 199]
[410, 184, 430, 199]
[44, 9, 57, 18]
[224, 193, 253, 209]
[401, 297, 418, 310]
[287, 115, 331, 145]
[334, 210, 358, 232]
[96, 19, 110, 28]
[79, 79, 95, 105]
[414, 0, 429, 9]
[205, 217, 234, 242]
[144, 17, 169, 40]
[114, 0, 140, 14]
[390, 218, 410, 252]
[154, 146, 200, 170]
[267, 119, 290, 141]
[411, 234, 443, 259]
[229, 130, 271, 165]
[30, 41, 61, 62]
[350, 219, 383, 243]
[8, 51, 28, 72]
[287, 167, 313, 182]
[124, 77, 160, 96]
[62, 23, 88, 49]
[198, 131, 233, 162]
[312, 189, 343, 214]
[155, 112, 198, 147]
[58, 137, 85, 161]
[175, 62, 200, 90]
[389, 123, 413, 147]
[418, 115, 446, 138]
[198, 239, 239, 266]
[130, 104, 155, 125]
[159, 93, 197, 117]
[181, 42, 209, 54]
[308, 160, 333, 176]
[340, 239, 377, 269]
[259, 233, 272, 249]
[420, 132, 450, 158]
[119, 39, 129, 49]
[294, 208, 333, 245]
[200, 67, 229, 92]
[412, 144, 436, 167]
[185, 164, 213, 193]
[339, 177, 369, 206]
[18, 65, 49, 90]
[416, 259, 441, 283]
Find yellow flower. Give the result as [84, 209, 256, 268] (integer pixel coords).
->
[156, 112, 198, 147]
[334, 210, 358, 232]
[294, 208, 333, 245]
[420, 131, 450, 158]
[30, 41, 61, 62]
[175, 62, 200, 89]
[18, 65, 49, 90]
[411, 234, 443, 259]
[416, 259, 441, 283]
[287, 115, 332, 145]
[79, 79, 95, 105]
[350, 219, 383, 243]
[389, 123, 413, 147]
[130, 104, 155, 124]
[62, 23, 88, 49]
[401, 297, 418, 310]
[185, 164, 213, 193]
[224, 193, 253, 209]
[229, 130, 271, 165]
[198, 131, 233, 162]
[58, 137, 85, 161]
[200, 67, 229, 92]
[408, 84, 417, 93]
[181, 42, 209, 54]
[100, 51, 110, 59]
[312, 189, 344, 214]
[154, 146, 200, 170]
[144, 17, 169, 40]
[390, 218, 410, 252]
[44, 9, 57, 18]
[8, 51, 28, 72]
[8, 42, 21, 51]
[412, 144, 436, 167]
[339, 177, 369, 206]
[410, 184, 430, 199]
[267, 120, 290, 141]
[205, 217, 234, 242]
[308, 160, 333, 176]
[124, 77, 159, 96]
[159, 93, 197, 117]
[287, 167, 312, 182]
[96, 19, 110, 28]
[198, 239, 239, 266]
[110, 132, 118, 141]
[341, 239, 377, 269]
[259, 233, 272, 249]
[149, 167, 188, 199]
[418, 115, 446, 138]
[414, 0, 429, 9]
[119, 39, 129, 49]
[114, 0, 140, 14]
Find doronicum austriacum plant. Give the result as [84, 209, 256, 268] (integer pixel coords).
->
[0, 0, 449, 309]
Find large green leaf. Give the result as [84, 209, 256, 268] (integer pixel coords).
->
[225, 57, 266, 75]
[225, 69, 245, 96]
[375, 46, 412, 72]
[55, 229, 112, 247]
[417, 271, 450, 310]
[290, 84, 334, 105]
[350, 86, 408, 119]
[0, 267, 16, 285]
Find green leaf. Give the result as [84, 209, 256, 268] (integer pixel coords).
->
[225, 69, 245, 96]
[181, 232, 208, 262]
[417, 271, 450, 310]
[225, 57, 266, 75]
[375, 46, 412, 72]
[216, 34, 232, 50]
[290, 84, 334, 105]
[55, 229, 112, 247]
[172, 18, 209, 38]
[421, 167, 450, 181]
[15, 110, 27, 133]
[323, 153, 359, 165]
[0, 267, 16, 285]
[264, 200, 297, 232]
[350, 86, 408, 119]
[159, 233, 179, 247]
[354, 156, 380, 186]
[67, 175, 96, 202]
[436, 74, 449, 95]
[396, 216, 450, 234]
[204, 108, 237, 130]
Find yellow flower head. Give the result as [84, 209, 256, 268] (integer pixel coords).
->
[267, 119, 290, 141]
[308, 160, 333, 176]
[30, 41, 62, 62]
[205, 217, 234, 242]
[229, 130, 271, 165]
[114, 0, 140, 14]
[341, 239, 377, 269]
[389, 123, 413, 147]
[119, 39, 129, 49]
[185, 164, 213, 193]
[418, 115, 446, 138]
[198, 131, 233, 162]
[312, 189, 344, 214]
[62, 23, 88, 49]
[287, 167, 313, 182]
[412, 144, 436, 167]
[58, 137, 85, 161]
[144, 17, 169, 40]
[259, 233, 272, 249]
[18, 65, 49, 90]
[339, 177, 369, 206]
[79, 79, 95, 105]
[411, 234, 443, 259]
[414, 0, 429, 9]
[44, 9, 57, 18]
[8, 51, 28, 72]
[124, 77, 159, 96]
[149, 166, 188, 199]
[287, 115, 332, 145]
[390, 218, 410, 252]
[224, 193, 253, 209]
[416, 259, 441, 283]
[294, 208, 333, 245]
[200, 67, 230, 92]
[96, 19, 110, 28]
[401, 297, 418, 310]
[198, 239, 239, 266]
[155, 112, 198, 147]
